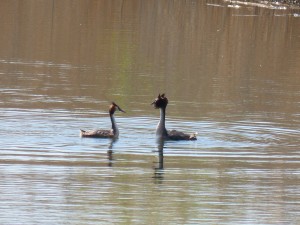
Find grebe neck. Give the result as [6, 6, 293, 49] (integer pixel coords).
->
[110, 113, 119, 137]
[156, 107, 168, 138]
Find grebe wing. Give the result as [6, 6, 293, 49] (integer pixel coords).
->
[168, 130, 197, 140]
[80, 129, 114, 138]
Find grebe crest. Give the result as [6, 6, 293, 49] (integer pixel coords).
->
[80, 102, 125, 138]
[151, 93, 197, 141]
[110, 102, 125, 114]
[151, 93, 168, 109]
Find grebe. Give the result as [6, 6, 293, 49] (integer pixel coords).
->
[151, 94, 197, 140]
[80, 102, 125, 138]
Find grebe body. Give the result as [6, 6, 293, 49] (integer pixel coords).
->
[152, 94, 197, 141]
[80, 102, 125, 138]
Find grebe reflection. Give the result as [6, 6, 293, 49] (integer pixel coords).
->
[107, 138, 118, 167]
[153, 138, 165, 180]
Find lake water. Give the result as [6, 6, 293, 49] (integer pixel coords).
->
[0, 1, 300, 224]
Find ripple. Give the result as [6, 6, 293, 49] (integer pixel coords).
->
[0, 108, 299, 225]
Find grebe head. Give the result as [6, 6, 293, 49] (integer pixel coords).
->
[151, 93, 168, 109]
[109, 102, 126, 115]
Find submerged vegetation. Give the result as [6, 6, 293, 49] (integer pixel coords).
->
[279, 0, 300, 5]
[224, 0, 300, 8]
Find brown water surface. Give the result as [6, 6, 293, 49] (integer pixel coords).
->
[0, 1, 299, 224]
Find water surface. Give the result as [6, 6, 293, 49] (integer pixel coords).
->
[0, 1, 300, 224]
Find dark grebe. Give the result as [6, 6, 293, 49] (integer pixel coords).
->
[151, 94, 197, 140]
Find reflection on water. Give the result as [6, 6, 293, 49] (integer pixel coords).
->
[0, 0, 300, 224]
[0, 109, 299, 224]
[107, 138, 118, 167]
[153, 138, 165, 180]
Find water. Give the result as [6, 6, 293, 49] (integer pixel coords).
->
[1, 1, 300, 224]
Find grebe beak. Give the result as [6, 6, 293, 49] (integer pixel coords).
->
[118, 106, 126, 113]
